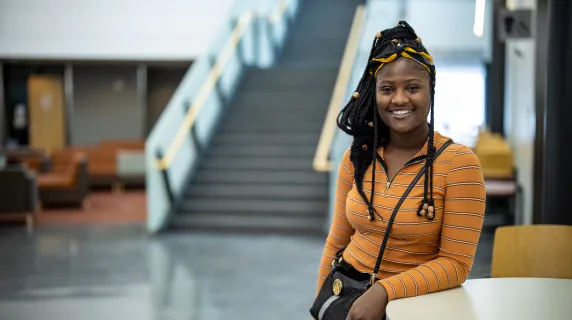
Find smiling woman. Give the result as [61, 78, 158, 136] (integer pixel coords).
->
[376, 58, 432, 134]
[310, 21, 486, 320]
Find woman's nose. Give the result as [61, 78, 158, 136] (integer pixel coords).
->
[391, 91, 410, 105]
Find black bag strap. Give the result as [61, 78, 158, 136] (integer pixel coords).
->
[370, 140, 454, 283]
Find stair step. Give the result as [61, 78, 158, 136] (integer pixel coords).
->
[199, 156, 314, 170]
[236, 82, 332, 94]
[231, 91, 332, 110]
[224, 109, 327, 122]
[226, 105, 329, 117]
[206, 145, 316, 158]
[219, 121, 323, 134]
[193, 169, 327, 184]
[296, 5, 359, 18]
[186, 184, 328, 199]
[211, 133, 320, 146]
[172, 213, 326, 234]
[241, 67, 338, 89]
[281, 46, 346, 65]
[180, 198, 328, 215]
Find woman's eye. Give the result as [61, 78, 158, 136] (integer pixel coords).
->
[407, 85, 420, 91]
[380, 87, 393, 93]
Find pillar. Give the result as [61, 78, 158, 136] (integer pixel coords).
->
[539, 0, 572, 225]
[485, 0, 506, 135]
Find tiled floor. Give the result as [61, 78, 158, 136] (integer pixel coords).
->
[0, 224, 495, 320]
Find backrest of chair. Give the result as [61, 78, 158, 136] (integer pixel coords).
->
[84, 147, 117, 176]
[4, 148, 49, 173]
[491, 225, 572, 279]
[50, 149, 76, 175]
[0, 167, 36, 212]
[98, 140, 145, 151]
[50, 149, 87, 184]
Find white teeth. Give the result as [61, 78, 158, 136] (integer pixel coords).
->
[392, 110, 412, 115]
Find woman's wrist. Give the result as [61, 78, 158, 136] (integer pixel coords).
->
[374, 282, 389, 304]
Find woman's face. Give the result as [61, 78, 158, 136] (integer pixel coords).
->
[375, 57, 432, 134]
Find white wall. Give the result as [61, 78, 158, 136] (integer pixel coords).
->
[71, 65, 142, 145]
[405, 0, 493, 62]
[503, 0, 536, 224]
[0, 0, 236, 61]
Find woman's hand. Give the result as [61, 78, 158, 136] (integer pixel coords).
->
[346, 282, 388, 320]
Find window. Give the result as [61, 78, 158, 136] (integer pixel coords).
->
[432, 63, 486, 147]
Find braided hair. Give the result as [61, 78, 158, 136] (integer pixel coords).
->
[337, 21, 437, 221]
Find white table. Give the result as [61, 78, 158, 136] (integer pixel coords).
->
[386, 278, 572, 320]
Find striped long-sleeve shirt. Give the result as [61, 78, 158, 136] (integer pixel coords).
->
[316, 132, 486, 301]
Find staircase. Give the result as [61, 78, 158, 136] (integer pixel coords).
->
[171, 0, 364, 234]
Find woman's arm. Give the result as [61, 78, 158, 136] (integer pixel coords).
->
[316, 148, 356, 294]
[378, 145, 486, 301]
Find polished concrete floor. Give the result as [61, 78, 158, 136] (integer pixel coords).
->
[0, 225, 494, 320]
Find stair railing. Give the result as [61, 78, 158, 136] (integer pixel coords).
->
[312, 4, 366, 229]
[313, 5, 366, 173]
[146, 0, 298, 233]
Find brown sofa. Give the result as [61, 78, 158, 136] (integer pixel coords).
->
[37, 150, 89, 208]
[70, 140, 145, 191]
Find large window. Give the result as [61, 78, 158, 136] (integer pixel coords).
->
[432, 62, 486, 147]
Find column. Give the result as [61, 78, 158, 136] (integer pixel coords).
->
[136, 64, 148, 137]
[0, 63, 5, 145]
[485, 0, 506, 134]
[64, 63, 74, 146]
[540, 0, 572, 225]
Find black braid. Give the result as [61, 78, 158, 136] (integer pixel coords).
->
[337, 21, 437, 219]
[418, 66, 437, 218]
[368, 105, 379, 220]
[428, 88, 436, 202]
[398, 21, 419, 39]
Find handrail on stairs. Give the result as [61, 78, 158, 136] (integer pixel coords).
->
[155, 0, 292, 171]
[313, 5, 366, 172]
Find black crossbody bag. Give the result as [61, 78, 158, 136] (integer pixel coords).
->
[309, 140, 453, 320]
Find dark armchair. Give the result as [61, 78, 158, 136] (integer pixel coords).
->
[37, 151, 90, 208]
[0, 164, 37, 233]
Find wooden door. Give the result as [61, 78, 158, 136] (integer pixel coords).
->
[27, 75, 66, 152]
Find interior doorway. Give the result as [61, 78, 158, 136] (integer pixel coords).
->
[2, 63, 65, 148]
[27, 74, 66, 151]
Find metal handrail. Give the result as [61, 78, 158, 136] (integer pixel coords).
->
[155, 0, 291, 170]
[313, 5, 365, 172]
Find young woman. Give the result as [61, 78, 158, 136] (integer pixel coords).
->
[313, 21, 486, 320]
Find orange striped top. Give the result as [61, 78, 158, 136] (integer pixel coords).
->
[316, 132, 486, 301]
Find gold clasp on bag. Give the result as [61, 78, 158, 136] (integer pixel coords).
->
[369, 273, 377, 286]
[333, 279, 343, 295]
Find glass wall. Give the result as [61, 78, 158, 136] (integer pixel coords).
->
[432, 62, 486, 147]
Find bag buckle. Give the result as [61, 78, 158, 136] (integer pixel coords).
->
[331, 256, 343, 267]
[369, 273, 377, 286]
